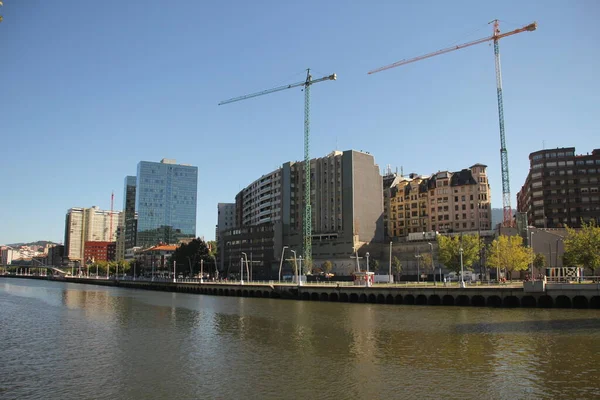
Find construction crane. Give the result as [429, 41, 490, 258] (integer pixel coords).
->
[219, 69, 337, 265]
[368, 20, 537, 227]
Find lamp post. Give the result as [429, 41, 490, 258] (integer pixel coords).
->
[366, 252, 370, 273]
[278, 246, 288, 283]
[173, 261, 176, 283]
[389, 241, 392, 283]
[200, 259, 204, 283]
[428, 242, 434, 283]
[298, 256, 303, 286]
[459, 247, 465, 288]
[291, 250, 297, 284]
[556, 238, 563, 267]
[151, 260, 155, 282]
[241, 252, 248, 282]
[415, 253, 422, 283]
[239, 257, 244, 284]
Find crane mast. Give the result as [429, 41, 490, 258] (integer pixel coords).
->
[493, 20, 513, 227]
[368, 20, 536, 227]
[219, 70, 336, 266]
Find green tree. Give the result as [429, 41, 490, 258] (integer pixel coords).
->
[321, 260, 333, 274]
[564, 221, 600, 274]
[487, 235, 532, 280]
[369, 258, 380, 273]
[437, 234, 480, 274]
[392, 256, 402, 280]
[532, 253, 546, 275]
[170, 238, 212, 276]
[421, 253, 434, 274]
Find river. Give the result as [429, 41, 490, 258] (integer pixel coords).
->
[1, 278, 599, 399]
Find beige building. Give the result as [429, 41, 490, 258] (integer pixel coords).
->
[387, 164, 492, 238]
[64, 206, 120, 262]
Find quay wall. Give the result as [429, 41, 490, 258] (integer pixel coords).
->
[2, 275, 599, 309]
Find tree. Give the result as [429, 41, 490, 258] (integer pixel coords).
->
[392, 256, 402, 280]
[532, 253, 546, 276]
[564, 220, 600, 275]
[437, 234, 480, 274]
[420, 253, 434, 274]
[303, 258, 313, 275]
[321, 260, 333, 275]
[170, 238, 212, 277]
[487, 235, 532, 280]
[369, 258, 380, 273]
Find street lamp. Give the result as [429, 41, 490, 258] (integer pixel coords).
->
[290, 250, 297, 284]
[241, 252, 249, 282]
[366, 252, 370, 273]
[428, 242, 434, 283]
[389, 241, 393, 283]
[239, 257, 244, 284]
[298, 256, 303, 286]
[278, 246, 288, 283]
[459, 247, 465, 288]
[415, 253, 422, 283]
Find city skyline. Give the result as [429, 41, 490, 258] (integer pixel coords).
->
[1, 1, 597, 244]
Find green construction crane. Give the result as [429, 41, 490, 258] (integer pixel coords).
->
[219, 69, 337, 265]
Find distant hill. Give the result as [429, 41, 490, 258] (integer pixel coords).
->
[5, 240, 59, 248]
[491, 208, 503, 228]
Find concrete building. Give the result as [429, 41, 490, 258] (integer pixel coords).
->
[221, 150, 384, 279]
[216, 203, 235, 271]
[46, 244, 65, 267]
[517, 147, 600, 228]
[1, 246, 16, 265]
[64, 206, 119, 263]
[136, 159, 198, 247]
[387, 164, 492, 238]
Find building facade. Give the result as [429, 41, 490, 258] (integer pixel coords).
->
[221, 150, 384, 279]
[216, 203, 236, 271]
[84, 241, 116, 263]
[517, 147, 600, 228]
[123, 175, 138, 253]
[0, 246, 16, 265]
[136, 159, 198, 247]
[387, 164, 492, 238]
[64, 206, 119, 262]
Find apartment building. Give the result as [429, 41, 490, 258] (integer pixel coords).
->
[64, 206, 119, 263]
[216, 203, 235, 271]
[84, 241, 116, 263]
[221, 150, 384, 279]
[517, 147, 600, 228]
[387, 164, 492, 237]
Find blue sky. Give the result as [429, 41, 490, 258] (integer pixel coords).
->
[0, 0, 597, 244]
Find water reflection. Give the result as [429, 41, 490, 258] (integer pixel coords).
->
[1, 278, 599, 400]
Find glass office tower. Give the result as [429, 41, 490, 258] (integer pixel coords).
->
[136, 159, 198, 247]
[123, 175, 138, 251]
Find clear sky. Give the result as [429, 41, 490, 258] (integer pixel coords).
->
[0, 0, 597, 245]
